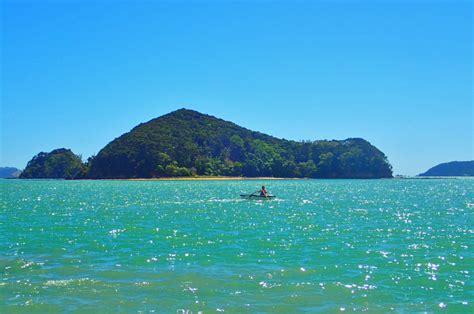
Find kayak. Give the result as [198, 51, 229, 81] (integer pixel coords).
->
[240, 194, 276, 199]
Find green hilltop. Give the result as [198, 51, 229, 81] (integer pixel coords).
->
[20, 148, 87, 179]
[22, 109, 393, 179]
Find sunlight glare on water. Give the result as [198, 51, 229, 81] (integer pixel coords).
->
[1, 179, 473, 312]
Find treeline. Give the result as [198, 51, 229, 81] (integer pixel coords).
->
[21, 109, 393, 179]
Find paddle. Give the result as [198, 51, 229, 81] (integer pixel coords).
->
[249, 190, 259, 198]
[251, 189, 270, 198]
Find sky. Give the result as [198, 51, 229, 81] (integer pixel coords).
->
[1, 0, 472, 175]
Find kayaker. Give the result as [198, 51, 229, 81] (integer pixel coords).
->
[259, 185, 268, 197]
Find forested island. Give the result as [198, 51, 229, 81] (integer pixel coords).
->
[20, 109, 393, 179]
[419, 161, 474, 177]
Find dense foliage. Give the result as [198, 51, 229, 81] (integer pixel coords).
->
[0, 167, 21, 178]
[88, 109, 392, 179]
[20, 149, 87, 179]
[419, 161, 474, 176]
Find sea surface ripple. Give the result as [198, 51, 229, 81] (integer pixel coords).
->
[1, 179, 473, 312]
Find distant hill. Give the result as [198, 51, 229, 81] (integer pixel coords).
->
[0, 167, 22, 178]
[87, 109, 392, 179]
[20, 148, 87, 179]
[419, 161, 474, 177]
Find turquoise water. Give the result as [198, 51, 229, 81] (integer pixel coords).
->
[1, 179, 473, 313]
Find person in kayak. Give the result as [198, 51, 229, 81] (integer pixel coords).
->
[259, 185, 268, 197]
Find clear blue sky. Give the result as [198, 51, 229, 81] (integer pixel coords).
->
[1, 0, 472, 175]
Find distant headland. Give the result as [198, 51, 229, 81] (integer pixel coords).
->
[419, 160, 474, 177]
[0, 167, 22, 179]
[20, 109, 393, 179]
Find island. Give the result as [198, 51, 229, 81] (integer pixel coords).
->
[419, 161, 474, 177]
[21, 109, 393, 179]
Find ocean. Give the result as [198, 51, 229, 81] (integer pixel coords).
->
[1, 178, 472, 312]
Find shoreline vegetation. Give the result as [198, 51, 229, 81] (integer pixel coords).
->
[109, 176, 467, 181]
[127, 176, 293, 181]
